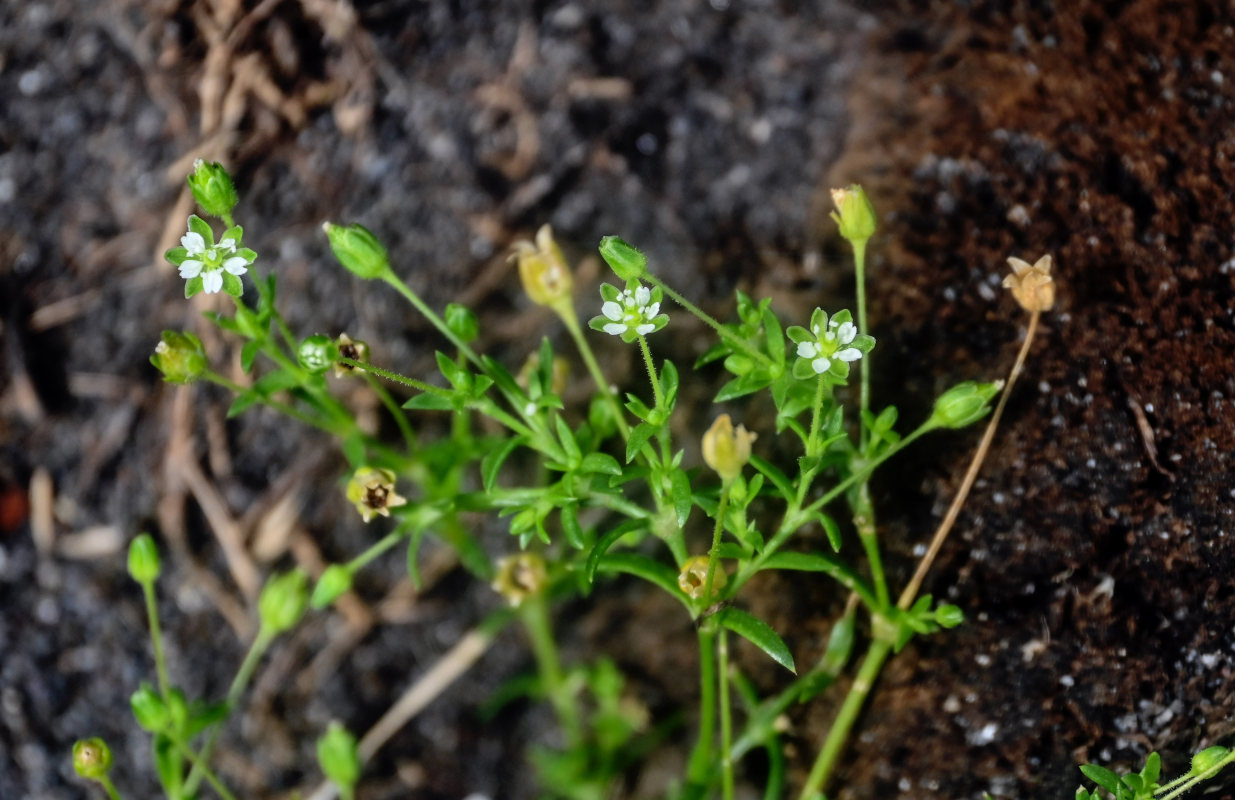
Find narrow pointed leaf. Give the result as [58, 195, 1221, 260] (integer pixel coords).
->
[718, 608, 795, 673]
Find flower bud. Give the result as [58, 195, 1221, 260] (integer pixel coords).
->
[130, 683, 170, 732]
[297, 334, 339, 375]
[512, 225, 573, 309]
[928, 381, 1003, 429]
[701, 414, 757, 483]
[150, 331, 207, 384]
[311, 564, 354, 609]
[678, 555, 726, 600]
[72, 738, 113, 780]
[935, 604, 965, 628]
[1191, 746, 1230, 776]
[445, 302, 480, 343]
[316, 721, 361, 791]
[258, 569, 309, 635]
[1003, 254, 1055, 312]
[345, 467, 408, 523]
[830, 185, 877, 244]
[187, 159, 239, 219]
[323, 222, 391, 280]
[598, 235, 648, 281]
[127, 533, 162, 585]
[491, 552, 547, 607]
[332, 333, 370, 379]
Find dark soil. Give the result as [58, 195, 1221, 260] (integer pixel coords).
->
[3, 1, 1234, 799]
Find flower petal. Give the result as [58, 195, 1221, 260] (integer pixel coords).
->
[635, 323, 655, 335]
[836, 321, 856, 344]
[812, 357, 830, 374]
[645, 301, 660, 318]
[222, 256, 249, 275]
[202, 270, 224, 294]
[178, 260, 203, 279]
[602, 301, 624, 321]
[217, 237, 237, 252]
[602, 322, 627, 336]
[181, 232, 206, 254]
[836, 348, 862, 362]
[634, 285, 651, 307]
[796, 341, 818, 359]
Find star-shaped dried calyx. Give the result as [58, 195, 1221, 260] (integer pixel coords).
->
[1003, 255, 1055, 312]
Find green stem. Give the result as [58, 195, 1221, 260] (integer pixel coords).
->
[362, 371, 418, 452]
[97, 776, 125, 800]
[645, 274, 772, 368]
[638, 335, 664, 411]
[182, 629, 274, 797]
[805, 374, 827, 459]
[338, 356, 441, 396]
[347, 529, 404, 572]
[381, 271, 482, 367]
[718, 629, 735, 800]
[701, 491, 730, 610]
[797, 638, 892, 800]
[1157, 751, 1235, 800]
[140, 581, 172, 699]
[854, 484, 890, 609]
[852, 239, 870, 453]
[520, 594, 583, 748]
[171, 739, 239, 800]
[202, 372, 345, 435]
[559, 304, 630, 439]
[686, 626, 718, 789]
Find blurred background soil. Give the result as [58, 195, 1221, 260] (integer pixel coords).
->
[2, 1, 1234, 798]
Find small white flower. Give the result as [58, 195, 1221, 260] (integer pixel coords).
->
[524, 402, 537, 416]
[594, 283, 666, 340]
[167, 216, 256, 296]
[789, 309, 873, 379]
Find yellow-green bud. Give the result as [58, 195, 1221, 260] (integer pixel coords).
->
[512, 225, 573, 309]
[187, 159, 239, 219]
[830, 184, 877, 244]
[297, 334, 339, 375]
[127, 533, 161, 584]
[491, 552, 548, 607]
[316, 721, 362, 790]
[72, 738, 113, 780]
[323, 222, 391, 280]
[259, 569, 309, 635]
[1191, 746, 1230, 776]
[598, 235, 648, 281]
[150, 331, 207, 384]
[701, 414, 757, 483]
[678, 555, 726, 600]
[935, 604, 965, 628]
[929, 381, 1003, 429]
[130, 683, 169, 732]
[345, 467, 408, 523]
[311, 564, 354, 609]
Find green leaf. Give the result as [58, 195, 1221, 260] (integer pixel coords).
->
[406, 526, 427, 589]
[580, 452, 622, 476]
[1080, 765, 1121, 794]
[718, 608, 796, 673]
[560, 503, 584, 550]
[252, 369, 303, 397]
[815, 511, 842, 552]
[762, 551, 878, 610]
[152, 735, 183, 797]
[626, 421, 656, 463]
[668, 467, 693, 527]
[818, 610, 856, 676]
[750, 455, 794, 501]
[240, 340, 260, 373]
[762, 306, 785, 365]
[585, 520, 645, 586]
[715, 373, 773, 403]
[227, 391, 260, 418]
[594, 553, 686, 606]
[1140, 752, 1161, 786]
[403, 392, 455, 411]
[436, 351, 466, 389]
[480, 436, 525, 492]
[695, 341, 729, 368]
[659, 359, 679, 409]
[554, 415, 581, 466]
[341, 434, 366, 469]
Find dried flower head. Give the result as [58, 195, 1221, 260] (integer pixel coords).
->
[332, 333, 370, 379]
[492, 552, 548, 606]
[512, 224, 573, 309]
[678, 555, 726, 600]
[345, 467, 408, 523]
[1003, 254, 1055, 312]
[701, 414, 757, 483]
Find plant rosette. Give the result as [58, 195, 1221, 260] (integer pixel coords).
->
[165, 215, 257, 298]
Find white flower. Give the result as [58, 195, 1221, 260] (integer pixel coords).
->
[598, 284, 663, 338]
[167, 216, 255, 297]
[788, 309, 874, 379]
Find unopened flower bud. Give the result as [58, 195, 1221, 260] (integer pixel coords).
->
[1191, 746, 1230, 776]
[701, 414, 757, 483]
[323, 222, 391, 280]
[929, 381, 1003, 429]
[678, 555, 726, 600]
[935, 604, 965, 628]
[492, 552, 547, 607]
[316, 721, 361, 791]
[598, 235, 648, 281]
[830, 185, 877, 244]
[332, 333, 370, 379]
[298, 334, 339, 375]
[311, 564, 354, 609]
[130, 683, 169, 732]
[150, 331, 207, 384]
[187, 159, 239, 219]
[259, 569, 309, 635]
[1003, 255, 1055, 312]
[127, 533, 161, 584]
[345, 467, 408, 523]
[513, 225, 573, 309]
[72, 738, 112, 780]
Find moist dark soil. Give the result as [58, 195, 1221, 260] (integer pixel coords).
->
[3, 1, 1234, 799]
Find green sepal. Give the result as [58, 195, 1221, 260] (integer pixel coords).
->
[222, 271, 244, 297]
[184, 275, 204, 298]
[221, 224, 243, 245]
[717, 607, 796, 673]
[187, 214, 214, 242]
[164, 246, 188, 264]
